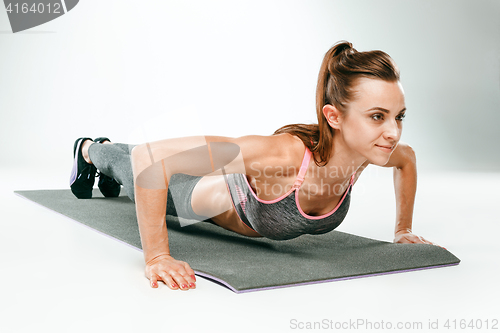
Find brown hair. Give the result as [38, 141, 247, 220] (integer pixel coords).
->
[274, 41, 400, 166]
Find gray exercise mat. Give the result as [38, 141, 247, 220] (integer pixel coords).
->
[15, 189, 460, 293]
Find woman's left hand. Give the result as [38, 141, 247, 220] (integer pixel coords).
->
[394, 232, 443, 248]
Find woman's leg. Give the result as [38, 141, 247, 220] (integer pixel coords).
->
[85, 140, 137, 202]
[83, 140, 210, 222]
[82, 138, 259, 237]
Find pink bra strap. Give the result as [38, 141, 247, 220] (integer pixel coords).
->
[293, 148, 312, 189]
[350, 173, 356, 184]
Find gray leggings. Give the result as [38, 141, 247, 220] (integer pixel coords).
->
[88, 142, 209, 221]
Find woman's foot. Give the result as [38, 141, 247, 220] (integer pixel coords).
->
[70, 137, 97, 199]
[94, 137, 121, 197]
[81, 139, 94, 164]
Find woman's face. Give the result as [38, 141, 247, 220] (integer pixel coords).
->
[339, 77, 406, 166]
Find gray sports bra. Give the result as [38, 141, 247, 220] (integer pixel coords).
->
[225, 147, 355, 240]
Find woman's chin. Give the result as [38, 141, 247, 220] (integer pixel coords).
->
[367, 155, 392, 166]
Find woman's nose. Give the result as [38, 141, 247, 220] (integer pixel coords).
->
[383, 120, 401, 141]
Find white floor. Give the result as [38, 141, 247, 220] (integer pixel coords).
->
[1, 167, 499, 333]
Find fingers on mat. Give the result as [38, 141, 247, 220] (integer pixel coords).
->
[184, 263, 196, 277]
[160, 273, 179, 290]
[169, 271, 191, 290]
[183, 263, 197, 284]
[176, 267, 196, 289]
[150, 275, 159, 288]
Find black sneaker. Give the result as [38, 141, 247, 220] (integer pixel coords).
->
[70, 137, 97, 199]
[94, 137, 121, 197]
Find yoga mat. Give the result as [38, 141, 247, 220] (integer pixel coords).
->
[15, 189, 460, 293]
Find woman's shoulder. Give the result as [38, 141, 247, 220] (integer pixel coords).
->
[233, 133, 306, 171]
[274, 132, 307, 161]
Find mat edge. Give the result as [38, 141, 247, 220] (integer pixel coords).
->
[232, 262, 461, 294]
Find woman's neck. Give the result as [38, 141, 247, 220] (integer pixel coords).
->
[318, 133, 367, 184]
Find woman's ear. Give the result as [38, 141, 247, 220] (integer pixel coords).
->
[322, 104, 342, 130]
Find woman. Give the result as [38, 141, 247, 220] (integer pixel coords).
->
[70, 41, 437, 291]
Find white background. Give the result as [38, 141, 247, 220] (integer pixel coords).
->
[1, 1, 499, 332]
[0, 0, 499, 171]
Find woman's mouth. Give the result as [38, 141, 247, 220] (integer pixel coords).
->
[375, 144, 394, 153]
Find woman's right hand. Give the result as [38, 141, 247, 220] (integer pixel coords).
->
[145, 254, 197, 290]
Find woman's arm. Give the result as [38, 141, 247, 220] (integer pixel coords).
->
[383, 142, 436, 245]
[131, 134, 294, 290]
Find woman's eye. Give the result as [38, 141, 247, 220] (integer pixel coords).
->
[396, 113, 406, 121]
[371, 114, 383, 121]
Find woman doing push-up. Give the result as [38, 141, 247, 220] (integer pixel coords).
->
[69, 41, 438, 291]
